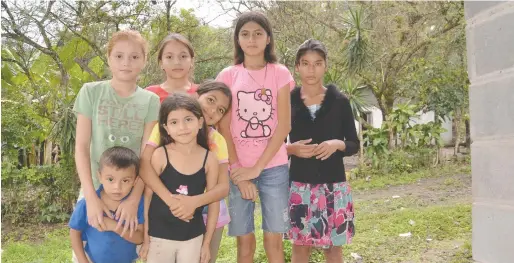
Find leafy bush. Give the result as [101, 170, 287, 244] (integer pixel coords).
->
[1, 161, 79, 225]
[362, 127, 389, 168]
[383, 148, 436, 174]
[354, 147, 438, 178]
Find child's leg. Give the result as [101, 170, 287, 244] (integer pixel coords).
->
[146, 236, 178, 263]
[237, 234, 256, 263]
[323, 246, 343, 263]
[71, 242, 91, 263]
[208, 226, 224, 263]
[176, 234, 203, 262]
[227, 178, 256, 263]
[291, 245, 312, 263]
[258, 164, 290, 263]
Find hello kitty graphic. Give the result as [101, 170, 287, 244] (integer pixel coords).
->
[237, 89, 273, 138]
[176, 185, 188, 195]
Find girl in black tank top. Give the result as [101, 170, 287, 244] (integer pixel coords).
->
[148, 146, 209, 240]
[142, 94, 220, 263]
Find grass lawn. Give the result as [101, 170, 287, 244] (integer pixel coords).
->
[1, 163, 473, 263]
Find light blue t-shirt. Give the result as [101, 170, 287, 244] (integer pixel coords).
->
[69, 185, 144, 263]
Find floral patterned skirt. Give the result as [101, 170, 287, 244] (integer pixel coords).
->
[287, 181, 355, 248]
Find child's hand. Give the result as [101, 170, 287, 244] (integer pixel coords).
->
[288, 139, 318, 158]
[139, 240, 150, 261]
[236, 180, 258, 201]
[314, 139, 345, 160]
[86, 195, 113, 232]
[115, 197, 139, 238]
[231, 166, 261, 185]
[200, 243, 211, 263]
[170, 195, 198, 221]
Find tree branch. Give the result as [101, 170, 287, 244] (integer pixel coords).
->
[3, 32, 53, 56]
[16, 2, 56, 51]
[395, 19, 462, 75]
[50, 12, 108, 65]
[296, 4, 345, 37]
[40, 1, 55, 24]
[2, 57, 31, 77]
[74, 58, 101, 80]
[1, 2, 54, 55]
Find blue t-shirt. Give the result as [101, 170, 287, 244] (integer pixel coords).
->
[69, 185, 144, 263]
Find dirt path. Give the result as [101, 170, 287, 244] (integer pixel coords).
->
[353, 173, 471, 206]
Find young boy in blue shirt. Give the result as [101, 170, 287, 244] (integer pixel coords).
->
[70, 146, 144, 263]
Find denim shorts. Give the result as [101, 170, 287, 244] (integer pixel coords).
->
[227, 164, 290, 236]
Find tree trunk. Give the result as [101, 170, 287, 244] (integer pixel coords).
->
[389, 129, 396, 149]
[454, 109, 461, 156]
[358, 121, 364, 166]
[434, 146, 440, 167]
[382, 93, 396, 149]
[166, 0, 172, 32]
[44, 141, 53, 165]
[451, 115, 457, 145]
[465, 118, 471, 149]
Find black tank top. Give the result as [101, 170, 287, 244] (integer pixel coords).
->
[148, 146, 208, 241]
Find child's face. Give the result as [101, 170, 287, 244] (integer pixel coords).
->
[108, 40, 146, 82]
[198, 90, 230, 126]
[164, 109, 203, 144]
[296, 51, 327, 86]
[98, 165, 137, 201]
[238, 21, 270, 57]
[160, 40, 193, 80]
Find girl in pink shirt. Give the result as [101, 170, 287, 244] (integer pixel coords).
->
[216, 11, 294, 263]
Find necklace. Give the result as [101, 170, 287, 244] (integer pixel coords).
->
[245, 63, 268, 95]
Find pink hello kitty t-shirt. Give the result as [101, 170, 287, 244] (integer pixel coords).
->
[216, 63, 295, 169]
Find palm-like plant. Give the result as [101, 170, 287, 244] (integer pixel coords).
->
[338, 79, 375, 164]
[50, 99, 76, 163]
[342, 5, 370, 76]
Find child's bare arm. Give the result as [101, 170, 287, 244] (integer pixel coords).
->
[104, 217, 144, 244]
[203, 152, 221, 247]
[170, 162, 228, 220]
[143, 186, 153, 242]
[114, 121, 156, 235]
[192, 163, 229, 207]
[70, 229, 89, 263]
[75, 114, 113, 231]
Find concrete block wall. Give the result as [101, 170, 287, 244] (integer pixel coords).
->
[464, 1, 514, 262]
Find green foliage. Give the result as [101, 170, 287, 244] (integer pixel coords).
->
[50, 100, 77, 159]
[411, 122, 447, 148]
[387, 104, 417, 147]
[384, 148, 437, 174]
[402, 57, 469, 121]
[363, 126, 390, 168]
[342, 6, 370, 76]
[363, 119, 447, 173]
[1, 161, 79, 225]
[1, 62, 51, 162]
[336, 78, 373, 119]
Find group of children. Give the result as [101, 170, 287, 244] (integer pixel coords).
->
[70, 11, 358, 263]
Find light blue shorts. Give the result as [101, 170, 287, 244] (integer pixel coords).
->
[227, 164, 290, 236]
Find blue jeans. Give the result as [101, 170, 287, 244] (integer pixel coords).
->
[227, 164, 290, 236]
